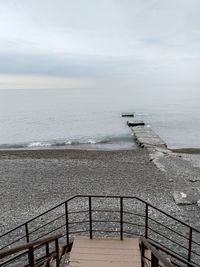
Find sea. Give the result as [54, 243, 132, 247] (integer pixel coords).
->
[0, 86, 199, 150]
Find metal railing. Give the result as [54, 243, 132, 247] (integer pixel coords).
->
[140, 237, 175, 267]
[1, 195, 200, 267]
[0, 234, 62, 267]
[142, 238, 199, 267]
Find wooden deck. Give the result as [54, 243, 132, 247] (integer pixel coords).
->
[69, 236, 141, 267]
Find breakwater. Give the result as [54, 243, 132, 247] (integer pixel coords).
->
[130, 126, 167, 149]
[128, 121, 200, 207]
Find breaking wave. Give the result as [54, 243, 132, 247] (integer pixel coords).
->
[0, 135, 134, 149]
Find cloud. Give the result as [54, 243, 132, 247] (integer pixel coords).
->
[0, 74, 96, 89]
[0, 0, 200, 88]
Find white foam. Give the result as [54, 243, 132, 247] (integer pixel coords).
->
[65, 140, 72, 145]
[27, 142, 51, 148]
[88, 139, 96, 144]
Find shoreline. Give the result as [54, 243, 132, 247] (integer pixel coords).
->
[1, 145, 200, 154]
[0, 141, 137, 152]
[171, 148, 200, 154]
[0, 146, 136, 152]
[0, 147, 139, 159]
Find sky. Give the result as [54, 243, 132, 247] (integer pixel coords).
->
[0, 0, 200, 89]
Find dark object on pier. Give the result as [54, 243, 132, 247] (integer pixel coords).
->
[121, 113, 134, 117]
[127, 121, 145, 127]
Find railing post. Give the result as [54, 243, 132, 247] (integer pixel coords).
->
[141, 241, 145, 267]
[65, 202, 69, 244]
[55, 238, 60, 267]
[25, 223, 29, 243]
[151, 253, 158, 267]
[28, 246, 34, 267]
[46, 242, 50, 267]
[120, 197, 123, 240]
[89, 196, 92, 239]
[188, 227, 193, 264]
[145, 203, 148, 238]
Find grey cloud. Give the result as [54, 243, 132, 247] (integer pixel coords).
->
[0, 52, 197, 85]
[1, 0, 200, 86]
[0, 53, 140, 79]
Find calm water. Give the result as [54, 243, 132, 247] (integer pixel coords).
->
[0, 87, 199, 149]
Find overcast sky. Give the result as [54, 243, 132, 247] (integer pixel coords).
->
[0, 0, 200, 89]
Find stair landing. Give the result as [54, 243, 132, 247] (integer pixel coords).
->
[69, 236, 141, 267]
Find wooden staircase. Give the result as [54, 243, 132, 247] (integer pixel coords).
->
[1, 195, 200, 267]
[69, 236, 141, 267]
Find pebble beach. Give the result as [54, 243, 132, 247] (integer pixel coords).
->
[1, 145, 200, 235]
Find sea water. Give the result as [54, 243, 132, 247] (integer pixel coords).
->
[0, 86, 199, 150]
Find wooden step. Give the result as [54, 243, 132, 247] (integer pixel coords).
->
[69, 236, 141, 267]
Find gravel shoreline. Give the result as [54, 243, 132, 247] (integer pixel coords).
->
[0, 147, 200, 235]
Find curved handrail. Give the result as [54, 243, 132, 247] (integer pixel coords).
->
[1, 195, 200, 238]
[140, 237, 175, 267]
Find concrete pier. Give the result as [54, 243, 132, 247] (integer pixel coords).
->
[121, 113, 134, 117]
[130, 126, 167, 148]
[128, 122, 200, 207]
[127, 121, 145, 127]
[128, 123, 175, 173]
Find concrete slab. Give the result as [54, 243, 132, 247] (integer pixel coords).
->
[131, 126, 167, 148]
